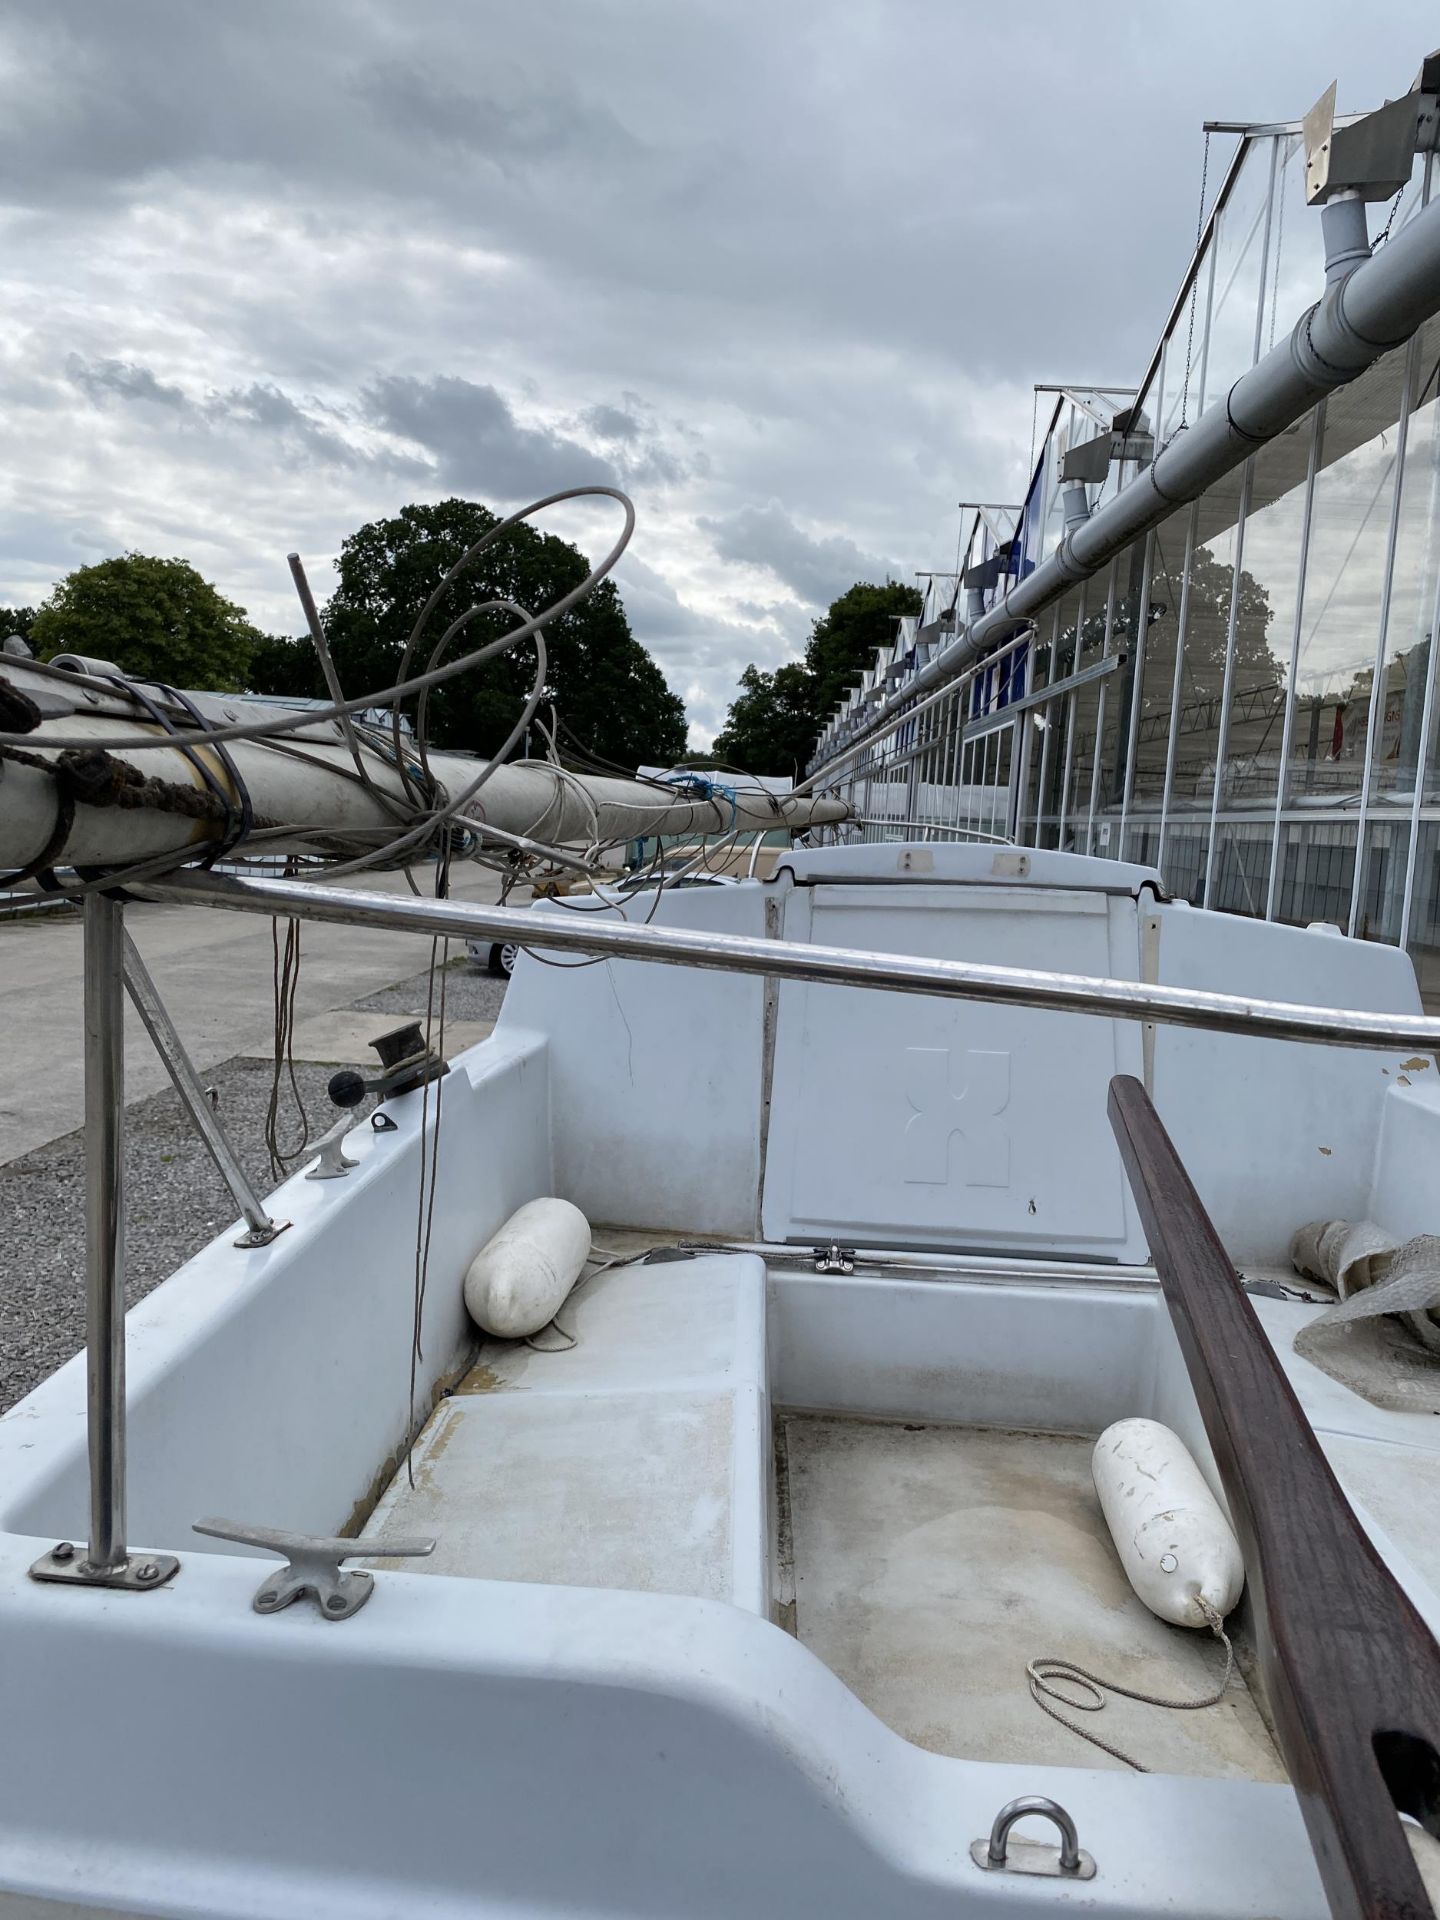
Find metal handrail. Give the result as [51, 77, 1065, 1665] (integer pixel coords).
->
[141, 868, 1440, 1055]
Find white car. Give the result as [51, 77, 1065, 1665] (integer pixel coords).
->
[593, 864, 741, 905]
[471, 934, 522, 978]
[468, 868, 739, 977]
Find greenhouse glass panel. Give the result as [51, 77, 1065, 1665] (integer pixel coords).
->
[1164, 466, 1244, 821]
[1366, 317, 1440, 804]
[1208, 421, 1310, 813]
[1284, 346, 1410, 809]
[1191, 137, 1274, 420]
[1130, 510, 1190, 809]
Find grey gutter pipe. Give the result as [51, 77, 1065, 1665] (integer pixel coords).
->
[812, 187, 1440, 775]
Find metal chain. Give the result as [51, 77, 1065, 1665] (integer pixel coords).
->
[1178, 129, 1213, 432]
[1026, 1597, 1235, 1772]
[1374, 183, 1406, 249]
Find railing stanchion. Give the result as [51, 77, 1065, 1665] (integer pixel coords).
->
[28, 892, 180, 1592]
[83, 890, 128, 1573]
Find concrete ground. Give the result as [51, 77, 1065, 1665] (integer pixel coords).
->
[0, 867, 515, 1410]
[0, 864, 512, 1165]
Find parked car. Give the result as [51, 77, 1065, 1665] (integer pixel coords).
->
[467, 867, 739, 977]
[596, 864, 741, 902]
[474, 936, 520, 978]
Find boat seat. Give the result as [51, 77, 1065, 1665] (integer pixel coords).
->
[361, 1252, 770, 1612]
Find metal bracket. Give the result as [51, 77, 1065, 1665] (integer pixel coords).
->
[813, 1244, 856, 1275]
[29, 1541, 180, 1591]
[305, 1113, 360, 1180]
[970, 1796, 1096, 1880]
[235, 1219, 291, 1248]
[1303, 79, 1422, 205]
[1140, 911, 1162, 1096]
[193, 1517, 434, 1620]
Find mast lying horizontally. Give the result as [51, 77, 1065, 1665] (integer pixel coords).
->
[0, 658, 846, 876]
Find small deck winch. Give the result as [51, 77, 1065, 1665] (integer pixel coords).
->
[327, 1020, 450, 1109]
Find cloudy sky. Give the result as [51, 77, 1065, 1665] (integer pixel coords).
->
[1, 3, 1434, 744]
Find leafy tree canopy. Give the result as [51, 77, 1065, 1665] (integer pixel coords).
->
[805, 579, 923, 720]
[0, 604, 35, 649]
[710, 577, 922, 777]
[31, 555, 261, 691]
[710, 662, 818, 776]
[251, 498, 687, 769]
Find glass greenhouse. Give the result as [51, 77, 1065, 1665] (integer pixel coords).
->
[810, 64, 1440, 1004]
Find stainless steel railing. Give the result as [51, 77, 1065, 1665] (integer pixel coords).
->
[145, 868, 1440, 1054]
[44, 858, 1440, 1599]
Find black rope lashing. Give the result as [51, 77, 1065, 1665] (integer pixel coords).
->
[0, 742, 233, 886]
[116, 678, 254, 867]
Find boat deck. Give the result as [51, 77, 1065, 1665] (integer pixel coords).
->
[364, 1249, 1299, 1781]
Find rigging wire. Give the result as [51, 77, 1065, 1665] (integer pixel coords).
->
[1178, 128, 1213, 433]
[263, 871, 309, 1181]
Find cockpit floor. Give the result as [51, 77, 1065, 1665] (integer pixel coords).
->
[780, 1414, 1285, 1779]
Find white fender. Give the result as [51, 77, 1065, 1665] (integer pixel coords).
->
[463, 1197, 592, 1339]
[1092, 1418, 1244, 1629]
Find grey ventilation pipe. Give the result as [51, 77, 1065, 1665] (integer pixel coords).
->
[1321, 192, 1374, 283]
[816, 180, 1440, 772]
[1061, 477, 1092, 533]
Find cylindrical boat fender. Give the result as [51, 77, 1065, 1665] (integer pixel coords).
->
[463, 1197, 592, 1338]
[1092, 1417, 1244, 1629]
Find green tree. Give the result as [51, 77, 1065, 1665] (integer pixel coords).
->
[711, 662, 818, 776]
[710, 577, 923, 774]
[256, 499, 687, 768]
[31, 555, 261, 690]
[0, 605, 35, 650]
[805, 579, 923, 719]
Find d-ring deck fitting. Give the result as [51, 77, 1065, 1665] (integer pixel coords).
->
[194, 1517, 435, 1620]
[970, 1796, 1097, 1880]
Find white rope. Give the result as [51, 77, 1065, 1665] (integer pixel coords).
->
[1026, 1597, 1235, 1772]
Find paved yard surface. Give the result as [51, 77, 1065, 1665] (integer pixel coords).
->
[0, 864, 511, 1165]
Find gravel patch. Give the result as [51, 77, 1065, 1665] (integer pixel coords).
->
[0, 1058, 371, 1413]
[0, 956, 508, 1413]
[350, 953, 509, 1024]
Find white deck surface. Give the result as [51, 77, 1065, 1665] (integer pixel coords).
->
[362, 1253, 768, 1609]
[782, 1414, 1285, 1780]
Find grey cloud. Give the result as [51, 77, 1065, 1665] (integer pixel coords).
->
[1, 0, 1432, 421]
[205, 383, 371, 470]
[614, 553, 802, 742]
[580, 399, 702, 489]
[64, 356, 424, 478]
[66, 356, 187, 410]
[0, 506, 114, 573]
[351, 59, 641, 173]
[364, 374, 615, 499]
[5, 0, 1439, 746]
[584, 403, 642, 444]
[7, 0, 1423, 380]
[699, 503, 902, 609]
